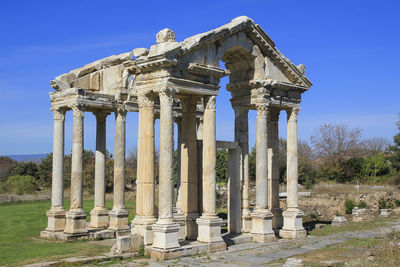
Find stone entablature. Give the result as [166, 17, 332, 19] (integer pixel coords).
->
[43, 16, 312, 259]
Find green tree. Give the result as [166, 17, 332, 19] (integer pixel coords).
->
[0, 156, 18, 182]
[389, 114, 400, 171]
[7, 175, 38, 194]
[216, 149, 228, 184]
[37, 153, 53, 188]
[361, 153, 390, 179]
[9, 162, 39, 181]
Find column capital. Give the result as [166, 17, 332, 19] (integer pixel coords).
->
[71, 104, 84, 118]
[286, 107, 300, 122]
[204, 96, 216, 110]
[137, 94, 155, 108]
[115, 108, 127, 121]
[93, 111, 110, 122]
[159, 88, 175, 106]
[51, 108, 66, 121]
[255, 103, 269, 118]
[267, 109, 280, 122]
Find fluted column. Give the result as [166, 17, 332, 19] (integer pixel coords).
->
[267, 110, 283, 232]
[89, 111, 110, 229]
[180, 98, 199, 239]
[45, 108, 66, 232]
[175, 117, 182, 213]
[250, 103, 275, 243]
[64, 105, 87, 235]
[233, 105, 250, 232]
[152, 89, 180, 250]
[131, 94, 157, 244]
[280, 107, 306, 239]
[196, 96, 223, 244]
[109, 108, 129, 230]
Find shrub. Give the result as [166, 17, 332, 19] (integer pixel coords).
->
[345, 198, 356, 214]
[309, 210, 319, 220]
[138, 243, 145, 257]
[379, 198, 388, 209]
[335, 210, 342, 216]
[358, 200, 368, 209]
[7, 175, 38, 194]
[361, 153, 390, 178]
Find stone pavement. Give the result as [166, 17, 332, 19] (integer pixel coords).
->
[121, 220, 400, 267]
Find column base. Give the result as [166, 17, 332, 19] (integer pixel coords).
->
[131, 215, 157, 245]
[152, 221, 180, 250]
[279, 209, 306, 239]
[241, 209, 252, 233]
[271, 207, 283, 233]
[45, 207, 66, 232]
[109, 209, 129, 230]
[250, 209, 276, 243]
[64, 209, 88, 234]
[196, 215, 223, 243]
[88, 207, 109, 229]
[173, 212, 186, 241]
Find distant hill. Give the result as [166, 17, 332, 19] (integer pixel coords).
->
[2, 154, 47, 163]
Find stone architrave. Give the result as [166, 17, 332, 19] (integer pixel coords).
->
[267, 110, 283, 232]
[152, 89, 180, 250]
[89, 111, 110, 229]
[251, 103, 276, 243]
[180, 98, 199, 240]
[109, 109, 129, 230]
[45, 108, 66, 232]
[196, 96, 224, 244]
[131, 94, 157, 244]
[64, 105, 88, 235]
[280, 108, 306, 239]
[233, 105, 251, 232]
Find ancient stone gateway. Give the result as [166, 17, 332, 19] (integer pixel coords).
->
[41, 16, 312, 259]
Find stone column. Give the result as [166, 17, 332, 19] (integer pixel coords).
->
[180, 98, 199, 240]
[280, 107, 306, 238]
[267, 110, 283, 232]
[250, 103, 275, 243]
[45, 108, 66, 232]
[109, 109, 129, 231]
[132, 95, 157, 244]
[232, 105, 251, 232]
[228, 147, 242, 234]
[152, 89, 180, 250]
[64, 105, 87, 235]
[175, 117, 182, 213]
[89, 111, 110, 229]
[196, 96, 223, 244]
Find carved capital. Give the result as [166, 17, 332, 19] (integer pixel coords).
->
[115, 108, 127, 121]
[51, 108, 66, 121]
[137, 94, 155, 109]
[159, 88, 175, 106]
[267, 109, 280, 122]
[256, 103, 268, 118]
[71, 104, 84, 118]
[204, 96, 216, 110]
[156, 28, 176, 43]
[93, 111, 110, 123]
[286, 107, 300, 122]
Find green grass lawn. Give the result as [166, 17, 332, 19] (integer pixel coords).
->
[0, 199, 136, 266]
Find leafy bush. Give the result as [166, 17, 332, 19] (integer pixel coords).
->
[361, 153, 390, 178]
[7, 175, 38, 194]
[345, 199, 356, 214]
[138, 243, 145, 257]
[358, 200, 368, 209]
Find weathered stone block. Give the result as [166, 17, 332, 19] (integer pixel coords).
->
[196, 216, 223, 243]
[64, 210, 88, 234]
[152, 223, 180, 250]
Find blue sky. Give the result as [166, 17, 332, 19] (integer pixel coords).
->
[0, 0, 399, 155]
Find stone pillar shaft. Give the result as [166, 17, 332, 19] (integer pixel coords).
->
[233, 105, 250, 232]
[287, 109, 299, 209]
[280, 107, 306, 239]
[180, 98, 199, 240]
[176, 118, 182, 212]
[51, 109, 65, 209]
[196, 96, 223, 244]
[152, 90, 180, 250]
[132, 95, 157, 245]
[90, 111, 109, 229]
[45, 109, 66, 233]
[64, 105, 87, 235]
[70, 106, 84, 211]
[255, 105, 268, 210]
[109, 109, 129, 230]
